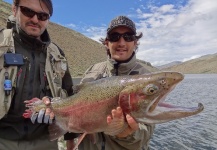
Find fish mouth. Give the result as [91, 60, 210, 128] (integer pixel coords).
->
[143, 87, 204, 124]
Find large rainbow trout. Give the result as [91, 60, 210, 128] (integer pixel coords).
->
[24, 72, 203, 146]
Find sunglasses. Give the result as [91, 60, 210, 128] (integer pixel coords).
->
[107, 32, 136, 42]
[19, 6, 50, 21]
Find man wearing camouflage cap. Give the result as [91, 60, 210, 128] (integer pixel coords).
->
[76, 15, 155, 150]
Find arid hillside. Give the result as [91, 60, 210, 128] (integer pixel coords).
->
[163, 53, 217, 74]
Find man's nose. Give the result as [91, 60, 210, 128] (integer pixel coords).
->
[30, 14, 39, 23]
[117, 36, 126, 45]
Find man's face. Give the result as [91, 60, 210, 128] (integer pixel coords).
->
[13, 0, 50, 39]
[106, 26, 137, 62]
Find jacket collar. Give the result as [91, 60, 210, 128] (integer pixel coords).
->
[107, 52, 137, 76]
[13, 25, 51, 52]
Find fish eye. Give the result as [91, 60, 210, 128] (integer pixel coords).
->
[144, 84, 159, 95]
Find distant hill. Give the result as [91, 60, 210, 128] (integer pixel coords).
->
[137, 59, 159, 72]
[163, 53, 217, 74]
[157, 61, 182, 70]
[0, 0, 155, 77]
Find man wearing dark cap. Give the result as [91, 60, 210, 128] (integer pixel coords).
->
[78, 15, 155, 150]
[0, 0, 75, 149]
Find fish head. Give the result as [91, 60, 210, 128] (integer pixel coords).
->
[119, 71, 204, 124]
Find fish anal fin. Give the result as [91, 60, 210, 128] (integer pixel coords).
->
[72, 133, 87, 150]
[48, 123, 67, 141]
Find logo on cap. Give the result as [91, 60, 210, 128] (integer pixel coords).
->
[107, 16, 136, 34]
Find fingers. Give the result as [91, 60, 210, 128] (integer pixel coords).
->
[109, 107, 139, 138]
[37, 109, 46, 123]
[48, 110, 55, 124]
[126, 114, 139, 131]
[29, 96, 54, 124]
[107, 107, 123, 124]
[42, 96, 51, 106]
[107, 115, 112, 124]
[44, 107, 51, 123]
[115, 117, 138, 138]
[112, 107, 123, 117]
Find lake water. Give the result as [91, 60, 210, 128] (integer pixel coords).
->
[150, 74, 217, 150]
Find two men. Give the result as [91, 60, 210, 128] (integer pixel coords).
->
[0, 1, 154, 149]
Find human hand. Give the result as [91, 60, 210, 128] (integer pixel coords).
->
[107, 107, 139, 138]
[115, 114, 139, 138]
[25, 97, 55, 124]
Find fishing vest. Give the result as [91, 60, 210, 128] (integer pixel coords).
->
[80, 59, 150, 83]
[0, 29, 68, 119]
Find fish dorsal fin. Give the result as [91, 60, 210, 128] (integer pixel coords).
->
[72, 83, 86, 93]
[48, 123, 67, 141]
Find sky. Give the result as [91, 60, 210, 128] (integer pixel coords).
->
[4, 0, 217, 66]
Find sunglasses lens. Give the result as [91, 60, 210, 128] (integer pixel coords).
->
[108, 33, 135, 42]
[20, 6, 35, 18]
[37, 13, 50, 21]
[108, 33, 120, 42]
[19, 6, 50, 21]
[123, 34, 135, 42]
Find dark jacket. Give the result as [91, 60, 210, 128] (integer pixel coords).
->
[0, 26, 73, 140]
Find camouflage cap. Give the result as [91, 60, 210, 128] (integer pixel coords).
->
[107, 16, 136, 34]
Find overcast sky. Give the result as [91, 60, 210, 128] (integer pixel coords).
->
[4, 0, 217, 66]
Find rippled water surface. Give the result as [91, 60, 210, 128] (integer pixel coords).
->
[150, 74, 217, 150]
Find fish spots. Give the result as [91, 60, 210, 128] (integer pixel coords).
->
[159, 79, 166, 85]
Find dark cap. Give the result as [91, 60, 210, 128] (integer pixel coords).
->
[107, 16, 136, 34]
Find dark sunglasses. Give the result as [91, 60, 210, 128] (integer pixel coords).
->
[19, 6, 50, 21]
[107, 32, 136, 42]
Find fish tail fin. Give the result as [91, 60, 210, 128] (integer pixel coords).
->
[23, 98, 43, 118]
[48, 123, 67, 141]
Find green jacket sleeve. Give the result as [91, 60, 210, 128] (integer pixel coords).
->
[79, 124, 155, 150]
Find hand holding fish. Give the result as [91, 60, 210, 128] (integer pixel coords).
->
[24, 96, 54, 124]
[107, 107, 139, 138]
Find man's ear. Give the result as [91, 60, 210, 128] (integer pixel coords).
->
[104, 40, 109, 49]
[12, 5, 17, 16]
[134, 40, 138, 46]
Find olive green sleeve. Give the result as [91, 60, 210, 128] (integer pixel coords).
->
[108, 124, 155, 150]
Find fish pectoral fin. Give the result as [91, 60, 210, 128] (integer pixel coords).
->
[48, 123, 67, 141]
